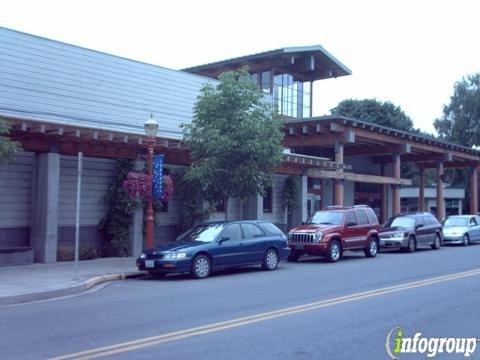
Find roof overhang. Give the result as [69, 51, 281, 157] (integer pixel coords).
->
[183, 45, 352, 82]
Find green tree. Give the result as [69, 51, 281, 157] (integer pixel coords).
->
[434, 73, 480, 146]
[330, 98, 414, 132]
[0, 117, 21, 162]
[182, 68, 284, 220]
[434, 73, 480, 204]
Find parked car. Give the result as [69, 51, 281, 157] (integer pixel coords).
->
[136, 221, 290, 279]
[287, 205, 381, 263]
[379, 212, 442, 252]
[442, 215, 480, 245]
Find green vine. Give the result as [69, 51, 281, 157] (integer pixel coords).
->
[98, 160, 138, 256]
[283, 175, 299, 211]
[177, 173, 213, 230]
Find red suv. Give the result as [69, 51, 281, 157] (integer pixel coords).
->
[287, 205, 381, 262]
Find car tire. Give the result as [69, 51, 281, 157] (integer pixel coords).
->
[327, 240, 341, 263]
[191, 254, 211, 279]
[462, 234, 470, 246]
[364, 238, 378, 258]
[262, 249, 279, 271]
[432, 234, 441, 249]
[405, 236, 416, 253]
[287, 251, 301, 262]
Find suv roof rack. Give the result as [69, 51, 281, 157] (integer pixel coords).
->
[353, 205, 368, 208]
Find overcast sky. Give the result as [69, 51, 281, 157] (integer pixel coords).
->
[1, 0, 479, 134]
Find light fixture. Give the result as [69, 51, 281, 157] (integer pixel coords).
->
[144, 114, 159, 138]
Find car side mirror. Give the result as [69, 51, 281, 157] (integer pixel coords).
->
[346, 221, 357, 227]
[218, 236, 230, 244]
[416, 224, 424, 230]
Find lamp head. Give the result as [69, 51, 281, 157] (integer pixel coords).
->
[144, 114, 159, 138]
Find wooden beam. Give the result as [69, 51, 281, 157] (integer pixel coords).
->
[344, 143, 411, 156]
[307, 169, 412, 186]
[418, 160, 480, 169]
[283, 129, 355, 148]
[375, 152, 452, 163]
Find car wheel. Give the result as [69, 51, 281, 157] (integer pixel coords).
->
[432, 234, 441, 249]
[262, 249, 279, 271]
[191, 254, 211, 279]
[327, 240, 341, 263]
[406, 236, 416, 253]
[287, 251, 301, 262]
[364, 238, 378, 258]
[463, 233, 470, 246]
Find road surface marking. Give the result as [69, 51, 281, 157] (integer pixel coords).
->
[50, 267, 480, 360]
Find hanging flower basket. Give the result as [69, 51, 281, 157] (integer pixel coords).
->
[122, 171, 174, 203]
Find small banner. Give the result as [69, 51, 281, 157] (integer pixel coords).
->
[152, 154, 164, 200]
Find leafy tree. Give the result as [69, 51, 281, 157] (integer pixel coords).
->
[434, 73, 480, 206]
[0, 117, 21, 162]
[330, 99, 414, 132]
[182, 68, 284, 220]
[434, 73, 480, 146]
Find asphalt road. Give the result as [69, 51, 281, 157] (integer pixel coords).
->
[1, 244, 480, 360]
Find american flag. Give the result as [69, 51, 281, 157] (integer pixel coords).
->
[152, 154, 164, 200]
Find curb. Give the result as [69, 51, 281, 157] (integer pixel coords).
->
[0, 271, 145, 306]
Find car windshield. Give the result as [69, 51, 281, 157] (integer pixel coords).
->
[308, 211, 343, 225]
[387, 216, 415, 228]
[176, 223, 225, 243]
[443, 217, 469, 227]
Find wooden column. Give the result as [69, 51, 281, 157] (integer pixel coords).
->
[418, 167, 425, 211]
[334, 142, 344, 206]
[470, 167, 478, 214]
[392, 154, 401, 216]
[380, 164, 388, 223]
[436, 161, 445, 220]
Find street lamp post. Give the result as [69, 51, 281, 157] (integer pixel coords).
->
[144, 115, 159, 249]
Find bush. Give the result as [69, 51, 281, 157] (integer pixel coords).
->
[57, 245, 98, 262]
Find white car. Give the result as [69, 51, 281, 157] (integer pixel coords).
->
[442, 215, 480, 245]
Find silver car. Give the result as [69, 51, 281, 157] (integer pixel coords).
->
[442, 215, 480, 245]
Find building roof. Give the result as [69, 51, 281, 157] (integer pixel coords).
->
[284, 116, 480, 160]
[183, 45, 352, 81]
[0, 26, 214, 140]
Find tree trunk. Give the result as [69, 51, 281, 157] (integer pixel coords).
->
[224, 197, 229, 221]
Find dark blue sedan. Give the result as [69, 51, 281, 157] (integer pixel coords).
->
[136, 221, 290, 279]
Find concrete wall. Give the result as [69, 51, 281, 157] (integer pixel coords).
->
[262, 175, 288, 232]
[0, 152, 36, 248]
[57, 155, 116, 249]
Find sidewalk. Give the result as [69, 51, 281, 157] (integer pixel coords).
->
[0, 257, 144, 306]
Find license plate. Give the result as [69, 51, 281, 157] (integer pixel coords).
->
[296, 244, 304, 250]
[145, 260, 155, 268]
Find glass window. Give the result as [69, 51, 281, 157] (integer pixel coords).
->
[309, 211, 344, 225]
[470, 217, 477, 225]
[241, 223, 265, 239]
[355, 210, 369, 225]
[345, 211, 357, 226]
[221, 224, 243, 241]
[250, 73, 258, 85]
[388, 216, 415, 228]
[366, 208, 379, 224]
[416, 216, 425, 227]
[177, 223, 225, 243]
[258, 222, 285, 236]
[263, 187, 273, 213]
[261, 71, 271, 93]
[443, 217, 469, 227]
